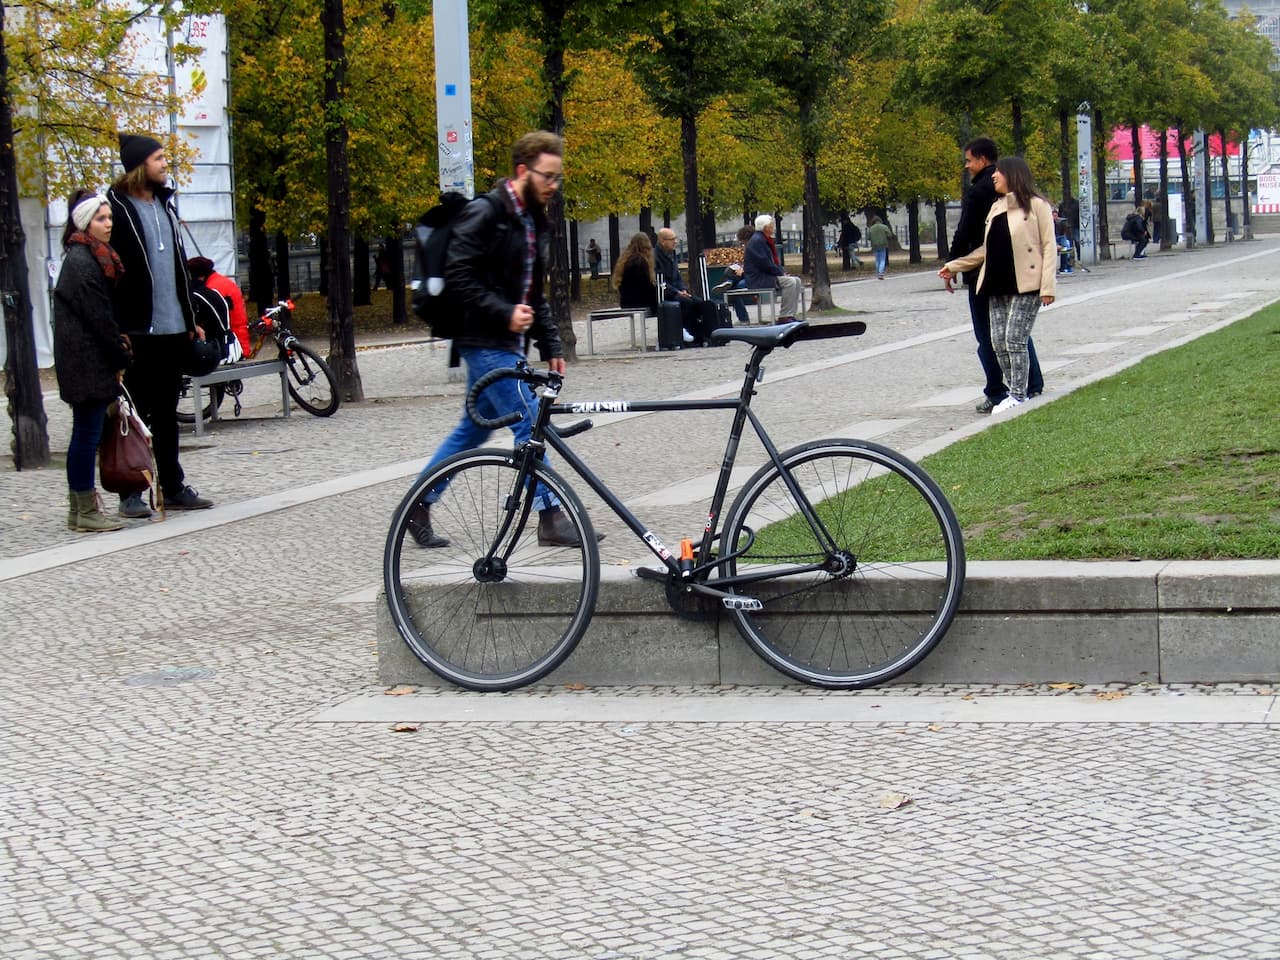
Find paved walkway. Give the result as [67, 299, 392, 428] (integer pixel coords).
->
[4, 240, 1280, 959]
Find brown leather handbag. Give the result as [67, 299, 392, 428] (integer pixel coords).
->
[99, 386, 157, 504]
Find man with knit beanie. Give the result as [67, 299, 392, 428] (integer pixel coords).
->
[107, 133, 214, 515]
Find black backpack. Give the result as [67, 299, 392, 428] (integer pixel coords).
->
[1121, 213, 1144, 242]
[411, 192, 503, 339]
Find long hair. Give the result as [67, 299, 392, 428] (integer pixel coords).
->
[61, 187, 102, 248]
[111, 164, 153, 198]
[611, 232, 654, 289]
[995, 156, 1044, 213]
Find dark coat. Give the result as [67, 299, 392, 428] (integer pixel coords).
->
[951, 164, 997, 285]
[445, 180, 562, 360]
[106, 183, 196, 336]
[53, 243, 130, 405]
[652, 244, 686, 300]
[617, 259, 658, 311]
[743, 232, 784, 290]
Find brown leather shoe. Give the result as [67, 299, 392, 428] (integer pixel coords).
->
[407, 502, 449, 548]
[537, 508, 604, 548]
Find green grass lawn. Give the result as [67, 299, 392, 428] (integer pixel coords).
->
[920, 303, 1280, 560]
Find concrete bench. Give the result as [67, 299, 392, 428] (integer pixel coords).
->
[189, 358, 289, 436]
[584, 307, 654, 355]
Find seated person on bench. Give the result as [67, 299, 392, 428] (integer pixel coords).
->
[743, 214, 802, 322]
[613, 231, 660, 314]
[712, 224, 756, 325]
[654, 227, 717, 346]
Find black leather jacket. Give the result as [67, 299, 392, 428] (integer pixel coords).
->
[445, 180, 562, 359]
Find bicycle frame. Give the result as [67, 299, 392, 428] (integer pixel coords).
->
[496, 321, 866, 600]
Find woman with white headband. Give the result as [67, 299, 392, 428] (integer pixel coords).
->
[53, 187, 133, 533]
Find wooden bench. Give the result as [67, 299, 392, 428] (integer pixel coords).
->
[584, 307, 654, 355]
[189, 358, 290, 436]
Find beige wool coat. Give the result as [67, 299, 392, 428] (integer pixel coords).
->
[945, 193, 1057, 299]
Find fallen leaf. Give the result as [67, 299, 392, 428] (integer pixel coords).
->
[384, 685, 417, 697]
[564, 682, 586, 691]
[390, 723, 419, 733]
[961, 694, 975, 701]
[1094, 690, 1128, 701]
[879, 793, 913, 810]
[927, 723, 943, 732]
[1049, 682, 1081, 690]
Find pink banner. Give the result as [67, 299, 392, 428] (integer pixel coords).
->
[1107, 125, 1239, 159]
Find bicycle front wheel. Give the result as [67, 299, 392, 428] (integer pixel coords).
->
[283, 343, 339, 416]
[720, 440, 965, 688]
[384, 450, 600, 691]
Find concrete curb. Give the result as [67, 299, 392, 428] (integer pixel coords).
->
[377, 560, 1280, 688]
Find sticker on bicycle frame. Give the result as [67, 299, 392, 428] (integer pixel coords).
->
[570, 401, 631, 414]
[642, 531, 672, 561]
[721, 596, 763, 611]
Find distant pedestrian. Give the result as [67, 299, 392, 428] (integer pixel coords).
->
[53, 188, 131, 533]
[866, 216, 892, 279]
[1121, 205, 1150, 259]
[587, 238, 602, 280]
[837, 213, 862, 270]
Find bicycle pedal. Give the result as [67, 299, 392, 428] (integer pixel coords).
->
[720, 595, 763, 611]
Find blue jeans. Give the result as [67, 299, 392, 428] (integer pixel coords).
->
[728, 278, 749, 324]
[415, 347, 558, 511]
[874, 247, 888, 275]
[67, 400, 111, 491]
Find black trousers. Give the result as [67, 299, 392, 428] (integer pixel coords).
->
[672, 296, 718, 341]
[123, 333, 188, 497]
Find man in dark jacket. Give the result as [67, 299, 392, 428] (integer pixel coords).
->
[107, 133, 214, 515]
[951, 137, 1043, 414]
[654, 228, 717, 345]
[406, 130, 595, 549]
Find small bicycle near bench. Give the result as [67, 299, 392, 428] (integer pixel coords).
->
[177, 299, 339, 424]
[383, 320, 965, 691]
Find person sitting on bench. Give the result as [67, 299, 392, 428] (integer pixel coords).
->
[743, 214, 802, 322]
[654, 228, 717, 346]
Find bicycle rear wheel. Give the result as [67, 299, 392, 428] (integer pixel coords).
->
[176, 378, 225, 424]
[283, 343, 339, 416]
[720, 439, 965, 688]
[383, 450, 600, 691]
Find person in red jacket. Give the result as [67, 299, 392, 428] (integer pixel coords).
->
[190, 257, 250, 358]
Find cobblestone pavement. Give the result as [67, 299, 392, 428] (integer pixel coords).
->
[3, 242, 1280, 958]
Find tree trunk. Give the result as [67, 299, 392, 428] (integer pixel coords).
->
[1094, 107, 1111, 259]
[680, 112, 704, 297]
[539, 38, 575, 360]
[0, 1, 49, 469]
[1218, 129, 1233, 242]
[934, 199, 949, 260]
[1201, 133, 1214, 245]
[907, 199, 921, 263]
[608, 213, 620, 273]
[1058, 108, 1073, 211]
[387, 234, 406, 323]
[353, 235, 371, 306]
[802, 158, 831, 310]
[248, 204, 274, 314]
[1130, 122, 1142, 201]
[1159, 129, 1172, 250]
[1011, 97, 1025, 157]
[568, 218, 580, 302]
[1176, 125, 1195, 249]
[274, 231, 292, 300]
[322, 0, 363, 401]
[638, 207, 652, 243]
[1241, 139, 1253, 241]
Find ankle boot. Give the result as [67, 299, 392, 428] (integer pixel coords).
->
[537, 507, 604, 548]
[67, 489, 79, 530]
[73, 490, 123, 533]
[406, 501, 448, 548]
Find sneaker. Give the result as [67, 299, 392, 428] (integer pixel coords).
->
[991, 396, 1023, 414]
[406, 502, 448, 548]
[682, 329, 695, 344]
[711, 280, 734, 295]
[165, 485, 214, 510]
[537, 508, 605, 548]
[119, 493, 153, 519]
[975, 396, 1003, 415]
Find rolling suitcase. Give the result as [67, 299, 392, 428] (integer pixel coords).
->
[656, 301, 685, 350]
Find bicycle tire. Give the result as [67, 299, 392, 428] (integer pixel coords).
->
[719, 439, 965, 688]
[176, 379, 225, 424]
[283, 343, 339, 417]
[384, 449, 600, 691]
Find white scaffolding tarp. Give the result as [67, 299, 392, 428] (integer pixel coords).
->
[5, 10, 234, 369]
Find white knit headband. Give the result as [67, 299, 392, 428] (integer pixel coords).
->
[70, 193, 107, 232]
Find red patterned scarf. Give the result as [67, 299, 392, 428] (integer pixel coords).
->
[67, 231, 125, 284]
[765, 232, 780, 266]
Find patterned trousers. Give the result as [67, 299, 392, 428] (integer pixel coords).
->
[987, 293, 1041, 401]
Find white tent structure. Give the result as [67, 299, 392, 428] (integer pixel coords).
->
[4, 10, 235, 369]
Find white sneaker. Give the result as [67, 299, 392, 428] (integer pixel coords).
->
[991, 396, 1023, 414]
[682, 329, 695, 343]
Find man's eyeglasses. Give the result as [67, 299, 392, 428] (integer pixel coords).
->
[529, 167, 564, 185]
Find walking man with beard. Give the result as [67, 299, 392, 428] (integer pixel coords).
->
[107, 133, 214, 516]
[405, 131, 600, 550]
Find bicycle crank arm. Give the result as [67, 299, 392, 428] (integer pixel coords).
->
[636, 567, 764, 611]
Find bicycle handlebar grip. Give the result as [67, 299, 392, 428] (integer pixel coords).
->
[466, 367, 525, 430]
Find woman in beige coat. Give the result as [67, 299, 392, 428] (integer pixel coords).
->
[939, 156, 1056, 413]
